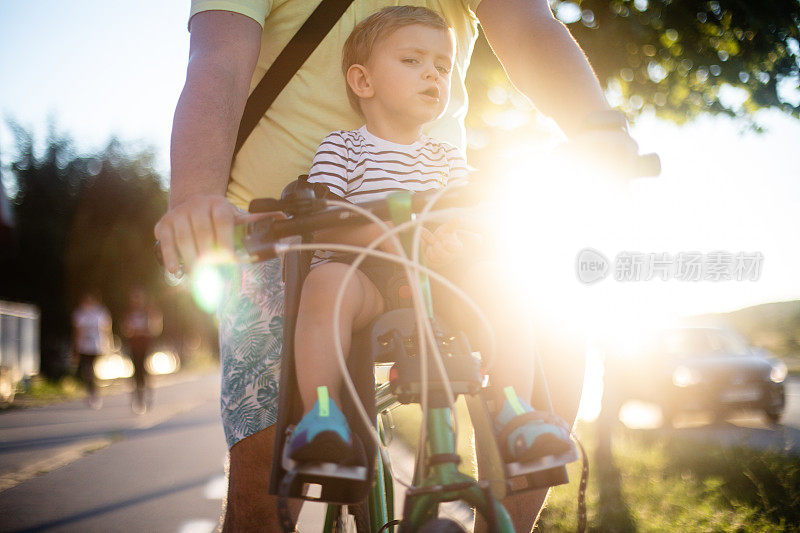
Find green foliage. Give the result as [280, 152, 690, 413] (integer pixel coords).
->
[690, 300, 800, 357]
[7, 375, 84, 408]
[463, 1, 800, 155]
[539, 424, 800, 531]
[1, 122, 89, 374]
[0, 122, 217, 377]
[555, 0, 800, 125]
[63, 138, 166, 319]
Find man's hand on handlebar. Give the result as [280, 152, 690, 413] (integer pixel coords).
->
[555, 110, 660, 180]
[154, 194, 240, 275]
[421, 218, 483, 270]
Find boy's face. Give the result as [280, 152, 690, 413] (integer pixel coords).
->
[364, 24, 455, 128]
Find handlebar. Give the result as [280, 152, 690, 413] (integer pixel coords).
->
[154, 182, 484, 267]
[154, 150, 661, 267]
[243, 182, 484, 260]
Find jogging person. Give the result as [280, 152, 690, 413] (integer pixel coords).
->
[72, 290, 112, 410]
[154, 1, 640, 530]
[122, 288, 163, 414]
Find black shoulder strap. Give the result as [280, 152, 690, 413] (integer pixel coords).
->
[232, 0, 355, 162]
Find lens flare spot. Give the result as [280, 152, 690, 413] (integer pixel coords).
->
[619, 400, 663, 429]
[191, 263, 225, 313]
[94, 353, 134, 380]
[146, 351, 180, 375]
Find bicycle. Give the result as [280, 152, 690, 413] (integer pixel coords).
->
[240, 176, 596, 532]
[157, 148, 658, 532]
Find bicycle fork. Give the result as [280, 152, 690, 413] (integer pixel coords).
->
[398, 407, 514, 532]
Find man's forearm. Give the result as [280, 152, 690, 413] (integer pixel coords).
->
[478, 2, 610, 137]
[169, 66, 246, 208]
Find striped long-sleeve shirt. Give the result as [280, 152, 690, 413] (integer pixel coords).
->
[307, 125, 468, 264]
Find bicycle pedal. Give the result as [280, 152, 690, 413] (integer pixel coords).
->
[505, 444, 578, 477]
[281, 426, 369, 483]
[504, 444, 578, 492]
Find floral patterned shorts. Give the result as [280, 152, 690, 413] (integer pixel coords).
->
[217, 259, 285, 449]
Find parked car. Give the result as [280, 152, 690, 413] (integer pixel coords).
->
[601, 326, 787, 426]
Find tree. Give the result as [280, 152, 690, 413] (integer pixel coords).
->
[464, 0, 799, 141]
[557, 0, 800, 125]
[1, 123, 88, 375]
[1, 123, 216, 377]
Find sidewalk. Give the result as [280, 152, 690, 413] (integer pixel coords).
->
[0, 371, 220, 493]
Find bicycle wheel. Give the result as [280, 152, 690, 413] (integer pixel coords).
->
[330, 502, 370, 532]
[418, 518, 467, 532]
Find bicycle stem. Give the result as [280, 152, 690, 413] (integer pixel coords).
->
[387, 192, 435, 319]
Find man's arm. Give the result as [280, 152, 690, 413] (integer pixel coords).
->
[154, 11, 262, 273]
[476, 0, 619, 138]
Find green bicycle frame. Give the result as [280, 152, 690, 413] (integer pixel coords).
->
[322, 191, 514, 532]
[386, 192, 514, 532]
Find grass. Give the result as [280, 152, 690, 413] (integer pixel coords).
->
[4, 375, 86, 408]
[537, 423, 800, 532]
[389, 405, 800, 532]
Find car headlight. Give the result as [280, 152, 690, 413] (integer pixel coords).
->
[770, 361, 788, 383]
[672, 365, 701, 388]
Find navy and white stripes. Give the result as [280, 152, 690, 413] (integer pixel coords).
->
[308, 125, 468, 202]
[307, 125, 468, 264]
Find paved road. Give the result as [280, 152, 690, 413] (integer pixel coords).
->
[2, 372, 794, 532]
[670, 377, 800, 454]
[0, 371, 460, 532]
[619, 377, 800, 454]
[0, 373, 229, 532]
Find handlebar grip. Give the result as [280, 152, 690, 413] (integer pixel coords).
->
[635, 153, 661, 177]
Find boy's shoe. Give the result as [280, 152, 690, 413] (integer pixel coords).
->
[493, 386, 572, 463]
[287, 386, 355, 464]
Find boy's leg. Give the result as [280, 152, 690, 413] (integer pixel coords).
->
[294, 262, 385, 409]
[435, 259, 586, 421]
[437, 260, 537, 404]
[435, 260, 586, 532]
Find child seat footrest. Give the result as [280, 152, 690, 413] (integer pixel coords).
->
[504, 446, 579, 493]
[279, 426, 370, 504]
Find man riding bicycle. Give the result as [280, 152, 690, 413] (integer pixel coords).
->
[154, 1, 641, 530]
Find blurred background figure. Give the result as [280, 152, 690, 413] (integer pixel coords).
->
[122, 287, 162, 414]
[72, 290, 112, 409]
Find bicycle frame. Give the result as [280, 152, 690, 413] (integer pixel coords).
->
[254, 182, 577, 532]
[381, 192, 515, 532]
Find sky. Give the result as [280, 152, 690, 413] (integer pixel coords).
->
[1, 1, 798, 323]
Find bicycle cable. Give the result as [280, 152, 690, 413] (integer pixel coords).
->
[279, 224, 490, 487]
[279, 187, 493, 487]
[276, 185, 592, 525]
[329, 188, 488, 454]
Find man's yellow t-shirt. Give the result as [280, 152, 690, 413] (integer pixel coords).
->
[189, 0, 482, 208]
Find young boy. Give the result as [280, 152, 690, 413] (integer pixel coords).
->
[287, 6, 571, 466]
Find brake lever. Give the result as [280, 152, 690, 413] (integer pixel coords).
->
[241, 217, 283, 260]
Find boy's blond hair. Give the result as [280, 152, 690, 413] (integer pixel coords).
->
[342, 6, 451, 115]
